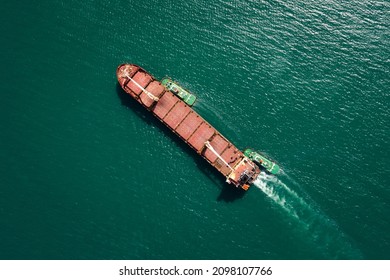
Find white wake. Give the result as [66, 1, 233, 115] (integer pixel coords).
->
[253, 171, 362, 259]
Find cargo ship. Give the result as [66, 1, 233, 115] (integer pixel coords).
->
[116, 64, 260, 190]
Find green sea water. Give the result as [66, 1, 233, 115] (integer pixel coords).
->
[1, 0, 389, 259]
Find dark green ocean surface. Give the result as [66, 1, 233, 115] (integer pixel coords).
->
[1, 0, 389, 259]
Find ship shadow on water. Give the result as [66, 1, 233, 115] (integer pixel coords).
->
[217, 185, 246, 202]
[116, 84, 245, 202]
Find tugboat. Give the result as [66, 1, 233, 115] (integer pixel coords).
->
[244, 148, 280, 175]
[161, 77, 196, 106]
